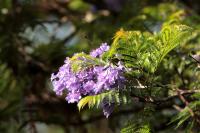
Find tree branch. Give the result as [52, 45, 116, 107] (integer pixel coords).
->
[131, 89, 200, 106]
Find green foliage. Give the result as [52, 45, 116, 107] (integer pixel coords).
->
[142, 3, 183, 22]
[0, 63, 24, 133]
[106, 24, 192, 74]
[170, 92, 200, 130]
[121, 123, 151, 133]
[0, 63, 22, 113]
[157, 24, 192, 62]
[170, 107, 192, 129]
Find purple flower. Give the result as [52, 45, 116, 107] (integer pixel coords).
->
[93, 66, 104, 73]
[66, 92, 82, 103]
[94, 65, 125, 93]
[90, 43, 110, 58]
[51, 58, 72, 95]
[102, 100, 115, 118]
[83, 80, 95, 93]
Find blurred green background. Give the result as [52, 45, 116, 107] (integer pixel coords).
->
[1, 0, 200, 133]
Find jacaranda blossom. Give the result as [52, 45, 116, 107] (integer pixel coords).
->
[51, 43, 125, 117]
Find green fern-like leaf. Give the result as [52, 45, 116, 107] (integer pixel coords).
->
[121, 124, 137, 133]
[170, 106, 191, 129]
[77, 90, 130, 111]
[170, 100, 200, 129]
[157, 24, 192, 63]
[78, 91, 114, 110]
[121, 123, 151, 133]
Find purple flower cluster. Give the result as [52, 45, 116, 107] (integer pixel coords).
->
[51, 61, 125, 103]
[51, 43, 125, 117]
[90, 43, 110, 57]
